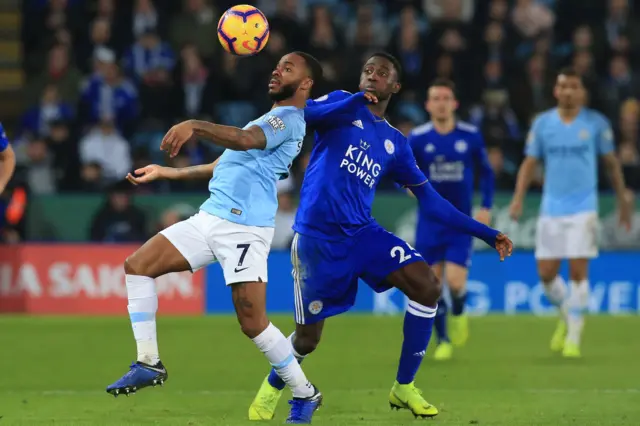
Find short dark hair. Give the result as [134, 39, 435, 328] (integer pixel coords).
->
[369, 52, 403, 82]
[557, 66, 582, 82]
[429, 78, 456, 95]
[293, 51, 324, 83]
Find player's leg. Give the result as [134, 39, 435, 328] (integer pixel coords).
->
[425, 261, 452, 361]
[444, 240, 472, 347]
[535, 215, 569, 351]
[360, 227, 440, 418]
[250, 233, 356, 421]
[107, 213, 215, 396]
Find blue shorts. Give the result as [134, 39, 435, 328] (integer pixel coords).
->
[291, 225, 423, 324]
[417, 236, 473, 268]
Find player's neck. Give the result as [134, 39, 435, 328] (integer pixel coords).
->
[557, 107, 581, 123]
[367, 101, 388, 119]
[433, 118, 455, 134]
[272, 98, 306, 110]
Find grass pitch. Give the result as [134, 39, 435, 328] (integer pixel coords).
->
[0, 315, 638, 425]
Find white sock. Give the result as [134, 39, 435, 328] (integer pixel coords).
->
[543, 275, 567, 307]
[126, 274, 160, 365]
[565, 280, 589, 345]
[253, 323, 314, 398]
[288, 333, 305, 362]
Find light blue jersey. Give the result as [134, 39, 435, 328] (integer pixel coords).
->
[200, 106, 305, 227]
[525, 108, 614, 217]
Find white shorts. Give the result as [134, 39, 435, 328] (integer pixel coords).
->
[160, 210, 274, 285]
[535, 211, 599, 260]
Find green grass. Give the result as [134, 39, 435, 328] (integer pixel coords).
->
[0, 315, 639, 425]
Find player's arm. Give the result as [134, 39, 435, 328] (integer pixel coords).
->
[0, 127, 15, 193]
[597, 119, 633, 229]
[305, 90, 352, 107]
[127, 158, 220, 185]
[304, 92, 376, 127]
[510, 120, 543, 220]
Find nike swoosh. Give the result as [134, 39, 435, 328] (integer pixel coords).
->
[235, 267, 249, 273]
[143, 365, 166, 374]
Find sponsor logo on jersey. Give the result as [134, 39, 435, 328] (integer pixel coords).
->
[384, 139, 395, 155]
[266, 115, 286, 132]
[339, 144, 382, 189]
[429, 159, 465, 182]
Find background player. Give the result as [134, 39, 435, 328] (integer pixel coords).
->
[509, 67, 632, 358]
[249, 53, 512, 421]
[408, 79, 495, 361]
[0, 123, 15, 194]
[106, 52, 327, 424]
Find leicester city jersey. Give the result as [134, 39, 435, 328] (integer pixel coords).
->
[200, 106, 305, 227]
[0, 123, 8, 152]
[525, 108, 614, 217]
[294, 91, 427, 240]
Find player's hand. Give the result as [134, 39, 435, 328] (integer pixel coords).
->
[474, 208, 492, 226]
[363, 92, 378, 104]
[508, 199, 523, 221]
[161, 121, 194, 158]
[494, 233, 513, 262]
[618, 190, 634, 231]
[126, 165, 169, 185]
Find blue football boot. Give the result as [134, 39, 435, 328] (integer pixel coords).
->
[286, 385, 323, 424]
[106, 361, 168, 397]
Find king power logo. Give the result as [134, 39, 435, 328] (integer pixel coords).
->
[339, 143, 381, 188]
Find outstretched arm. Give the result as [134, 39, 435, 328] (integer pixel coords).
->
[127, 158, 220, 185]
[304, 92, 376, 127]
[408, 180, 500, 248]
[0, 144, 15, 193]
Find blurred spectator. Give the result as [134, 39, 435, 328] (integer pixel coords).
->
[132, 0, 162, 39]
[79, 60, 138, 134]
[307, 5, 342, 61]
[510, 54, 554, 125]
[600, 55, 640, 121]
[424, 0, 475, 23]
[273, 190, 296, 250]
[389, 10, 426, 93]
[46, 120, 80, 191]
[78, 18, 115, 73]
[468, 89, 521, 150]
[19, 85, 74, 139]
[26, 44, 83, 106]
[123, 30, 175, 83]
[213, 54, 261, 127]
[169, 0, 218, 59]
[600, 0, 640, 57]
[170, 44, 214, 122]
[89, 180, 147, 242]
[79, 120, 132, 183]
[266, 0, 308, 51]
[347, 2, 388, 49]
[79, 161, 105, 192]
[156, 204, 196, 233]
[617, 98, 639, 145]
[15, 138, 56, 194]
[487, 0, 509, 22]
[511, 0, 555, 40]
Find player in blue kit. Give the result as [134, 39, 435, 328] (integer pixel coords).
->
[509, 68, 632, 358]
[104, 51, 354, 424]
[408, 79, 495, 361]
[249, 53, 513, 420]
[0, 123, 16, 194]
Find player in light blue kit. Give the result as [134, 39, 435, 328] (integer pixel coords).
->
[509, 67, 632, 358]
[409, 79, 495, 361]
[106, 52, 341, 424]
[249, 53, 513, 420]
[0, 123, 16, 194]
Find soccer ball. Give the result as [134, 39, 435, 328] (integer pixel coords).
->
[217, 5, 270, 56]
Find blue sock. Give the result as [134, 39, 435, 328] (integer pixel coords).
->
[267, 334, 303, 390]
[434, 298, 449, 343]
[396, 300, 437, 385]
[451, 290, 467, 316]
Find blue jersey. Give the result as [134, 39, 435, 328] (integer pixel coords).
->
[200, 106, 305, 227]
[294, 90, 427, 240]
[525, 108, 614, 217]
[0, 123, 8, 152]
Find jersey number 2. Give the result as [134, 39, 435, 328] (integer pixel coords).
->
[390, 244, 414, 263]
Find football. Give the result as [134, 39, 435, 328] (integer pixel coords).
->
[217, 5, 270, 56]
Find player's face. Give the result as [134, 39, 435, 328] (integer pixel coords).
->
[554, 74, 584, 108]
[268, 53, 311, 102]
[359, 56, 400, 101]
[426, 86, 457, 120]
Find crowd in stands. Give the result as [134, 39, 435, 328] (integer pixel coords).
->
[4, 0, 640, 242]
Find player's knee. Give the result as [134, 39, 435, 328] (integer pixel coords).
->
[238, 315, 269, 339]
[124, 253, 148, 276]
[292, 334, 320, 356]
[409, 272, 442, 307]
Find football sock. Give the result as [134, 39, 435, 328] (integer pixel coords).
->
[126, 274, 160, 365]
[252, 324, 314, 398]
[396, 300, 437, 384]
[434, 298, 449, 343]
[566, 280, 589, 345]
[451, 288, 467, 316]
[267, 333, 303, 390]
[543, 275, 567, 307]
